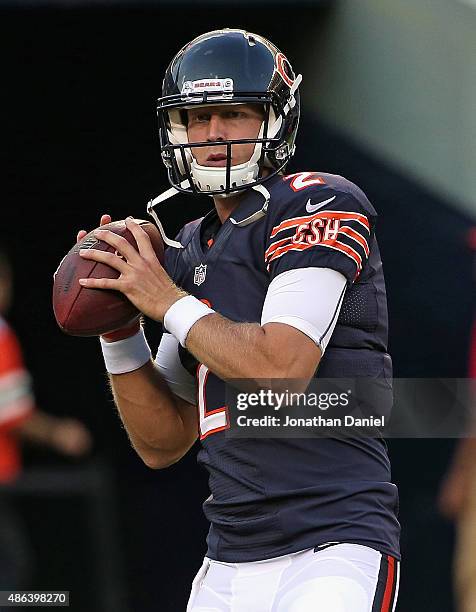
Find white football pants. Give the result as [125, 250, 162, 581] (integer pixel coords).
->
[186, 543, 400, 612]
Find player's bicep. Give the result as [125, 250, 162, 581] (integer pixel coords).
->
[261, 321, 322, 381]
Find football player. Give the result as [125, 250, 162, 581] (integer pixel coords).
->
[77, 29, 401, 611]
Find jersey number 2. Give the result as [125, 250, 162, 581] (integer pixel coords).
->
[286, 172, 325, 191]
[197, 364, 229, 440]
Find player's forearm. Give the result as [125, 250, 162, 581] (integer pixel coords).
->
[185, 313, 308, 383]
[108, 360, 194, 466]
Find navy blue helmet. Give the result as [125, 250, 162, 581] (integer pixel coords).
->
[157, 29, 302, 196]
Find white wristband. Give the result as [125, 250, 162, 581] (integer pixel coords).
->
[100, 328, 151, 374]
[164, 295, 215, 347]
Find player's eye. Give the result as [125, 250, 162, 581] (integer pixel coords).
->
[223, 110, 244, 119]
[190, 112, 211, 124]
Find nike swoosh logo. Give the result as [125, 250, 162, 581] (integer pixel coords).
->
[306, 195, 336, 213]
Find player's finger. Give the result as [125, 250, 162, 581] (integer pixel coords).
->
[125, 217, 156, 261]
[92, 229, 141, 264]
[79, 247, 129, 273]
[76, 214, 110, 244]
[76, 230, 87, 243]
[78, 277, 122, 290]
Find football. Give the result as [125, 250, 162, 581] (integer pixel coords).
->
[53, 219, 164, 336]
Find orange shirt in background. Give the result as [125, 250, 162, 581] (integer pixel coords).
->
[0, 316, 35, 483]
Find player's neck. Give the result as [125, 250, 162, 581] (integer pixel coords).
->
[212, 169, 271, 224]
[212, 192, 245, 224]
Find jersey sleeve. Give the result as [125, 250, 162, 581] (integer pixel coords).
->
[265, 188, 375, 283]
[261, 267, 347, 352]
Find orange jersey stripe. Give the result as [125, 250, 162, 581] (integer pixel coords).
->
[264, 236, 292, 261]
[265, 224, 370, 262]
[266, 239, 362, 270]
[270, 210, 370, 239]
[339, 226, 370, 256]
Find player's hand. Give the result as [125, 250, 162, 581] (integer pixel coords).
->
[76, 214, 112, 243]
[78, 217, 186, 323]
[49, 418, 93, 457]
[76, 214, 141, 340]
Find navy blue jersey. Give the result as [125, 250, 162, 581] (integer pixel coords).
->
[164, 172, 400, 562]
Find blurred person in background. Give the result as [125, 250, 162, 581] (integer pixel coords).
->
[438, 228, 476, 612]
[0, 247, 92, 589]
[438, 326, 476, 612]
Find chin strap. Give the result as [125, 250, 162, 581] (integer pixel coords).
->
[148, 181, 271, 247]
[229, 183, 271, 227]
[147, 181, 190, 249]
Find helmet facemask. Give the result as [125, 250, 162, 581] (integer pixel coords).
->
[157, 87, 299, 196]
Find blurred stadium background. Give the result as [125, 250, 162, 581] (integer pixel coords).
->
[1, 0, 475, 610]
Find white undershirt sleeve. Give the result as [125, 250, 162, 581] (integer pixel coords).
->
[260, 267, 347, 354]
[156, 268, 346, 398]
[155, 332, 197, 406]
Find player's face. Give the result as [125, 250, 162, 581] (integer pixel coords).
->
[186, 104, 264, 167]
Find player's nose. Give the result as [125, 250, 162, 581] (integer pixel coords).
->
[207, 113, 226, 142]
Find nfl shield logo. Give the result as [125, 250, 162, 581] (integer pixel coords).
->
[194, 263, 207, 286]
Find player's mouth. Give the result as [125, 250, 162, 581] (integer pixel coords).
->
[205, 153, 229, 167]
